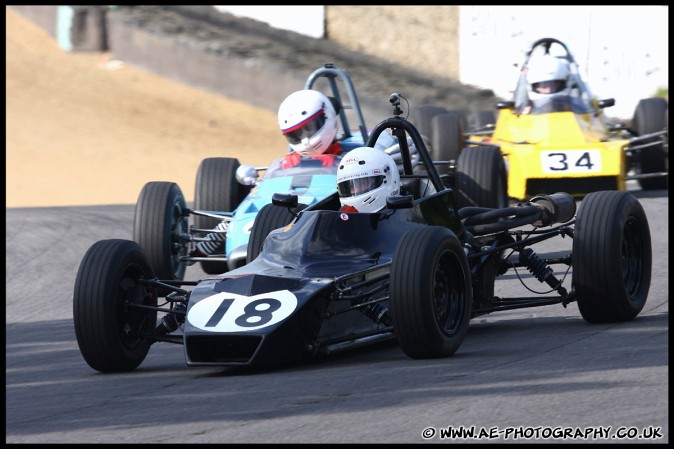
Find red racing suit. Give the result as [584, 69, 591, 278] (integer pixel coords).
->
[281, 141, 344, 169]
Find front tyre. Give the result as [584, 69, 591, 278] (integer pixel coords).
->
[456, 145, 508, 208]
[573, 191, 652, 323]
[632, 97, 668, 190]
[246, 203, 307, 264]
[411, 105, 448, 142]
[468, 110, 497, 132]
[390, 226, 472, 359]
[73, 239, 158, 373]
[194, 157, 250, 274]
[133, 181, 188, 287]
[430, 111, 465, 175]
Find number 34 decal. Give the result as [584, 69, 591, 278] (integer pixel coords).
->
[541, 150, 602, 174]
[187, 290, 298, 332]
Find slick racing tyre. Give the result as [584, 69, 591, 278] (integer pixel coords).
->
[194, 157, 251, 274]
[632, 97, 668, 190]
[430, 111, 465, 176]
[573, 191, 652, 323]
[73, 239, 158, 373]
[390, 226, 472, 359]
[455, 145, 508, 208]
[468, 110, 497, 132]
[246, 202, 307, 264]
[411, 105, 448, 143]
[133, 181, 188, 291]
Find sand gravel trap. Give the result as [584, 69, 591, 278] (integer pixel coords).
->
[6, 6, 287, 207]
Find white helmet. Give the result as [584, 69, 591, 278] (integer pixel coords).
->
[277, 89, 338, 157]
[527, 54, 570, 100]
[337, 147, 400, 213]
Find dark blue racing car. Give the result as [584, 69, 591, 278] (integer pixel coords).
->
[74, 93, 652, 372]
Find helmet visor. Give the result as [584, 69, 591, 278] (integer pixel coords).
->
[337, 175, 384, 198]
[532, 80, 566, 94]
[282, 110, 326, 144]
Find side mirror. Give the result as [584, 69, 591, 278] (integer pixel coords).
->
[236, 164, 258, 186]
[272, 193, 299, 208]
[597, 98, 615, 109]
[386, 195, 414, 210]
[496, 101, 515, 110]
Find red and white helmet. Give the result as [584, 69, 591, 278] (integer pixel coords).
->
[337, 147, 400, 213]
[277, 89, 338, 157]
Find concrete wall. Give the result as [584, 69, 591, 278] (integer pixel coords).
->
[10, 5, 108, 52]
[215, 5, 460, 81]
[218, 5, 669, 120]
[104, 15, 307, 114]
[214, 5, 325, 39]
[9, 5, 58, 36]
[11, 5, 668, 120]
[325, 6, 461, 82]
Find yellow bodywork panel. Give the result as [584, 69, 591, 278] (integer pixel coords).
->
[469, 109, 629, 199]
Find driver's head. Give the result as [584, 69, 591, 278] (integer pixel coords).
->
[528, 54, 570, 100]
[337, 147, 400, 213]
[277, 89, 338, 157]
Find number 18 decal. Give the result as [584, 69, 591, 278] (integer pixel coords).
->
[541, 150, 601, 174]
[187, 290, 298, 332]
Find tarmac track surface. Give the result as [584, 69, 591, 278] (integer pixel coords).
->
[5, 187, 669, 444]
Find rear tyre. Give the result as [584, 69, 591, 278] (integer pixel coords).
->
[468, 110, 497, 132]
[412, 105, 448, 142]
[194, 157, 251, 274]
[246, 203, 307, 264]
[632, 98, 668, 190]
[390, 226, 472, 359]
[73, 239, 158, 373]
[431, 111, 465, 175]
[133, 181, 188, 290]
[455, 145, 508, 208]
[573, 191, 652, 323]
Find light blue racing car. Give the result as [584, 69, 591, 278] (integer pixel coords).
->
[133, 64, 421, 282]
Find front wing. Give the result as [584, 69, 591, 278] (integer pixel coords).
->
[503, 140, 626, 199]
[182, 266, 393, 367]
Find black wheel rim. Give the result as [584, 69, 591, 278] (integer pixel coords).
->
[117, 263, 156, 349]
[433, 250, 465, 336]
[169, 199, 188, 278]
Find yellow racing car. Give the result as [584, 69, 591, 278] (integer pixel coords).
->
[462, 37, 668, 201]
